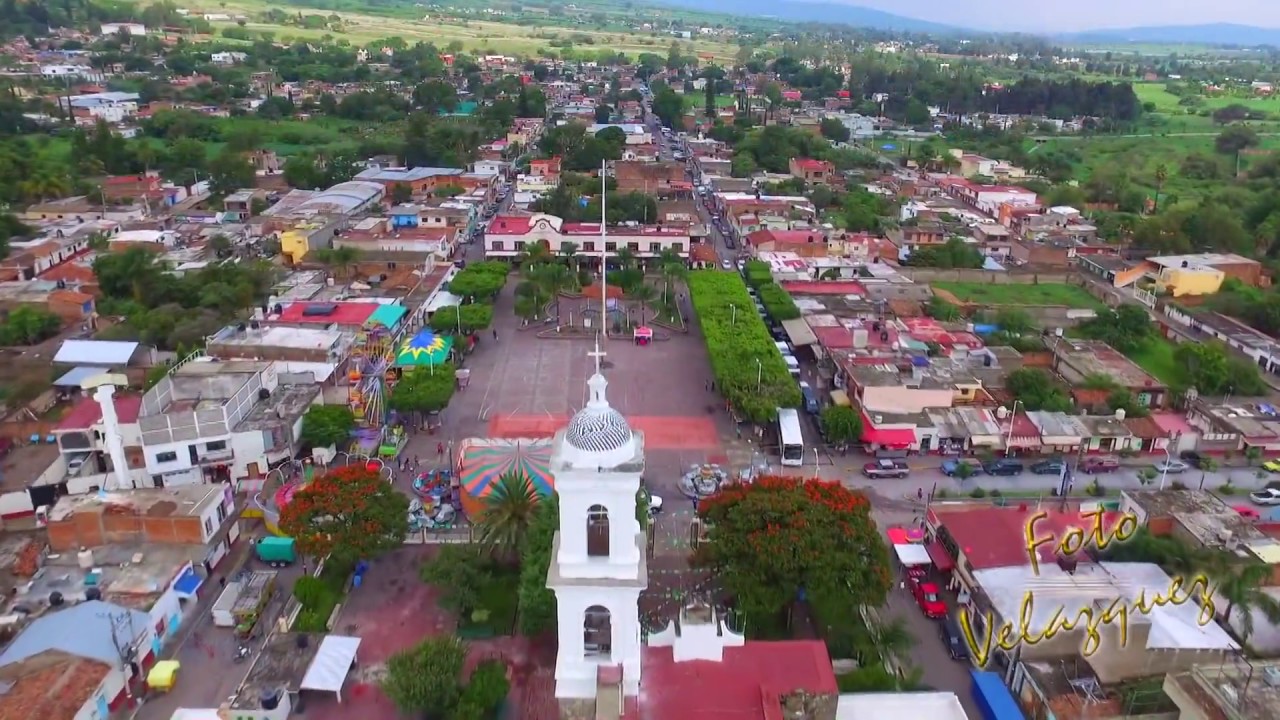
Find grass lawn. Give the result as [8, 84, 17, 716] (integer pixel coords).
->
[1125, 337, 1186, 387]
[1133, 82, 1280, 113]
[682, 94, 738, 111]
[932, 282, 1107, 309]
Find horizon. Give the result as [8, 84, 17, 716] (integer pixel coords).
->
[825, 0, 1280, 33]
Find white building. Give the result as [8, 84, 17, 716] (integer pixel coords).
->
[210, 51, 248, 65]
[138, 359, 320, 486]
[549, 345, 648, 707]
[484, 213, 690, 262]
[100, 22, 147, 36]
[61, 92, 140, 124]
[586, 123, 652, 145]
[40, 64, 107, 82]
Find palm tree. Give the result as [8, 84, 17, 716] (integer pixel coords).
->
[1153, 164, 1168, 213]
[518, 240, 552, 269]
[625, 282, 657, 326]
[855, 617, 914, 669]
[614, 246, 636, 271]
[476, 472, 540, 559]
[1201, 554, 1280, 642]
[560, 241, 580, 272]
[21, 172, 69, 203]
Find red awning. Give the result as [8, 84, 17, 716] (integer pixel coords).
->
[861, 426, 916, 447]
[927, 540, 955, 572]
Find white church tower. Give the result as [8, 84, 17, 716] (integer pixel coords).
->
[547, 341, 647, 713]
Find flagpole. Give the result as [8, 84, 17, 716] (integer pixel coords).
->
[600, 158, 607, 341]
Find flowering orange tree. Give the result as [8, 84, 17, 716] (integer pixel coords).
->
[695, 476, 891, 631]
[278, 465, 410, 559]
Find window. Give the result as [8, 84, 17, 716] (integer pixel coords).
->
[581, 241, 595, 252]
[490, 241, 504, 251]
[514, 241, 526, 251]
[206, 441, 227, 452]
[155, 451, 177, 463]
[587, 505, 610, 557]
[649, 242, 662, 253]
[584, 605, 612, 659]
[605, 242, 617, 252]
[626, 242, 639, 252]
[203, 517, 214, 536]
[216, 504, 227, 522]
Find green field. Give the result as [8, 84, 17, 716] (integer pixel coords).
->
[932, 282, 1107, 309]
[682, 94, 739, 111]
[1133, 82, 1280, 113]
[210, 0, 743, 60]
[1126, 337, 1186, 387]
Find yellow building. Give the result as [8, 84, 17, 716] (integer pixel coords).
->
[279, 220, 332, 264]
[1145, 255, 1227, 297]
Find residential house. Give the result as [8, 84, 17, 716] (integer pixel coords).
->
[1050, 339, 1167, 409]
[788, 157, 834, 185]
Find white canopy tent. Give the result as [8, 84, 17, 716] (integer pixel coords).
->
[300, 635, 361, 701]
[893, 543, 931, 567]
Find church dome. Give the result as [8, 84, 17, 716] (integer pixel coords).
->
[565, 404, 634, 454]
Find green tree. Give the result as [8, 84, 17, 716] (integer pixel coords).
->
[389, 182, 413, 205]
[298, 405, 355, 449]
[429, 303, 493, 335]
[312, 246, 362, 279]
[819, 117, 850, 143]
[389, 364, 457, 420]
[927, 296, 961, 321]
[278, 465, 409, 559]
[1005, 368, 1072, 412]
[696, 477, 891, 632]
[413, 80, 458, 114]
[381, 636, 466, 718]
[820, 405, 862, 445]
[1176, 341, 1267, 395]
[1216, 126, 1260, 155]
[1202, 554, 1280, 642]
[517, 496, 559, 635]
[448, 263, 509, 301]
[0, 307, 62, 345]
[207, 149, 255, 198]
[457, 660, 510, 719]
[476, 472, 541, 558]
[994, 308, 1035, 334]
[419, 545, 486, 614]
[905, 238, 984, 269]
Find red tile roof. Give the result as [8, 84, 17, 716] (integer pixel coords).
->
[0, 653, 111, 720]
[780, 281, 866, 295]
[276, 302, 379, 326]
[639, 641, 836, 720]
[56, 393, 143, 431]
[930, 507, 1128, 570]
[488, 215, 533, 234]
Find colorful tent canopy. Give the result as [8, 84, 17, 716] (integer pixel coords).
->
[366, 304, 408, 329]
[395, 330, 454, 367]
[459, 439, 554, 500]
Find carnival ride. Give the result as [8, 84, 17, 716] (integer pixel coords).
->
[253, 461, 317, 537]
[678, 463, 730, 501]
[349, 323, 398, 428]
[409, 469, 459, 531]
[457, 438, 554, 517]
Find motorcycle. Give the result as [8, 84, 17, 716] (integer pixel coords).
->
[233, 645, 251, 664]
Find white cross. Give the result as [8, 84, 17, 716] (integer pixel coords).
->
[588, 339, 607, 376]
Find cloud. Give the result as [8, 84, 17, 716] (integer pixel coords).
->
[840, 0, 1280, 32]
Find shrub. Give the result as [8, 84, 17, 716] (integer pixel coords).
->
[1087, 479, 1107, 497]
[1217, 483, 1239, 495]
[293, 576, 331, 608]
[295, 608, 332, 632]
[969, 487, 987, 498]
[1171, 480, 1188, 490]
[756, 282, 800, 321]
[517, 497, 559, 635]
[460, 660, 511, 715]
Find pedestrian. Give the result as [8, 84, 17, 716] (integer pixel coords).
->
[437, 442, 444, 458]
[413, 455, 420, 469]
[710, 380, 715, 392]
[917, 487, 924, 501]
[218, 576, 226, 588]
[492, 328, 498, 341]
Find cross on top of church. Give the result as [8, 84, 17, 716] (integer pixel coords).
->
[588, 338, 607, 376]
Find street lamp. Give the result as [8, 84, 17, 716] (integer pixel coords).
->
[455, 304, 463, 335]
[1003, 399, 1023, 457]
[1158, 444, 1174, 491]
[755, 358, 763, 392]
[730, 303, 737, 326]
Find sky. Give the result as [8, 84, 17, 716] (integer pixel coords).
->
[843, 0, 1280, 32]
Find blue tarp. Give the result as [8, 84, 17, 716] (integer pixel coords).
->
[970, 670, 1025, 720]
[173, 567, 203, 598]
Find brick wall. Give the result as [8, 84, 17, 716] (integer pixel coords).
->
[47, 510, 204, 551]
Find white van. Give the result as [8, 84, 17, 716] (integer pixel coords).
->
[782, 355, 801, 377]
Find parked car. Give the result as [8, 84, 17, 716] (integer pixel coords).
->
[939, 616, 970, 661]
[910, 579, 947, 619]
[1030, 459, 1065, 476]
[941, 459, 983, 477]
[1155, 460, 1189, 474]
[1081, 456, 1121, 473]
[1250, 488, 1280, 506]
[863, 459, 910, 479]
[720, 259, 733, 270]
[1263, 459, 1280, 473]
[799, 382, 820, 414]
[1180, 450, 1206, 469]
[983, 459, 1024, 476]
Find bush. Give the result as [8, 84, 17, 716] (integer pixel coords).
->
[687, 271, 802, 423]
[743, 260, 772, 287]
[1087, 479, 1107, 497]
[1171, 480, 1188, 490]
[295, 608, 332, 632]
[293, 576, 332, 607]
[756, 282, 800, 321]
[969, 487, 987, 498]
[517, 497, 559, 635]
[1217, 483, 1239, 495]
[460, 660, 510, 715]
[837, 666, 902, 693]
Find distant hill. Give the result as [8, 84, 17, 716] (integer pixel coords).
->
[650, 0, 965, 34]
[1057, 23, 1280, 47]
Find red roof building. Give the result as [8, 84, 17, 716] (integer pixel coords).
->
[55, 393, 143, 432]
[273, 301, 380, 329]
[484, 213, 690, 262]
[639, 637, 836, 719]
[927, 506, 1128, 572]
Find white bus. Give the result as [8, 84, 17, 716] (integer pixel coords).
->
[777, 407, 804, 467]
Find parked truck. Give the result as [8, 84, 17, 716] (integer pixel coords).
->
[255, 537, 296, 567]
[862, 459, 910, 479]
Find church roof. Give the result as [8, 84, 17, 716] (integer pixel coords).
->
[639, 641, 836, 719]
[565, 402, 633, 454]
